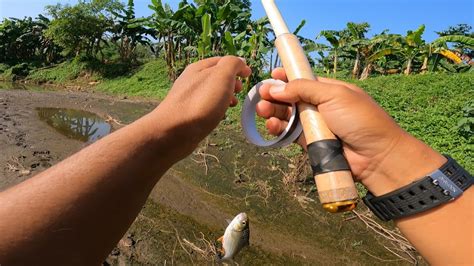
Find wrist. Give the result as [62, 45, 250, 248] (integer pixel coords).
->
[143, 106, 201, 164]
[362, 132, 447, 196]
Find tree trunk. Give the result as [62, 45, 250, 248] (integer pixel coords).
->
[352, 51, 360, 78]
[269, 51, 273, 73]
[359, 63, 372, 80]
[273, 52, 280, 69]
[333, 51, 338, 74]
[420, 56, 429, 73]
[404, 59, 412, 75]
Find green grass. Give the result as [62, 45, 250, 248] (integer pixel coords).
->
[0, 63, 9, 74]
[25, 58, 172, 98]
[27, 58, 94, 83]
[354, 72, 473, 172]
[96, 60, 171, 98]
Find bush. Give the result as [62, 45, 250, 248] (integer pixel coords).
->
[0, 63, 30, 81]
[0, 63, 9, 74]
[457, 101, 474, 139]
[354, 72, 473, 171]
[10, 63, 30, 76]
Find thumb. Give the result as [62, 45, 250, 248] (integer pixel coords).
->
[268, 79, 350, 106]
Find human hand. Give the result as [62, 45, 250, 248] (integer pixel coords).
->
[153, 56, 251, 160]
[256, 68, 444, 194]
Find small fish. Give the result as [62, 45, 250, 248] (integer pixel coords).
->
[216, 212, 250, 263]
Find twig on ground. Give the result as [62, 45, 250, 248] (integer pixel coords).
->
[168, 221, 195, 264]
[182, 232, 217, 262]
[362, 250, 404, 262]
[5, 156, 30, 175]
[192, 137, 220, 175]
[352, 209, 418, 264]
[105, 114, 125, 126]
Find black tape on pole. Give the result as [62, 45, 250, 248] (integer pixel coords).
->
[307, 139, 351, 175]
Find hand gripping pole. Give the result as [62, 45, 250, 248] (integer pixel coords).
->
[261, 0, 358, 212]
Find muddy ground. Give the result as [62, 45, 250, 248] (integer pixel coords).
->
[0, 83, 422, 265]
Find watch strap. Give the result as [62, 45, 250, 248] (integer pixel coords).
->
[363, 155, 473, 221]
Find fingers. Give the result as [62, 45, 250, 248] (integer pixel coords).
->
[271, 67, 288, 82]
[266, 117, 288, 136]
[187, 57, 222, 71]
[268, 79, 355, 106]
[234, 79, 243, 93]
[216, 56, 252, 78]
[256, 100, 291, 120]
[230, 95, 238, 107]
[270, 67, 363, 94]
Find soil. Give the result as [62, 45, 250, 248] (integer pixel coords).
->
[0, 83, 421, 265]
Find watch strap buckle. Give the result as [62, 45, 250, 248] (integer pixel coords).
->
[429, 169, 463, 199]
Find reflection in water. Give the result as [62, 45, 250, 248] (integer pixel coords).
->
[37, 108, 112, 143]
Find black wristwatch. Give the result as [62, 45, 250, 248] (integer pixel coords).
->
[363, 155, 473, 221]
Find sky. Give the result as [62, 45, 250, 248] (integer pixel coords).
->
[0, 0, 473, 42]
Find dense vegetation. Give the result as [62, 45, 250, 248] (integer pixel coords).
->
[1, 0, 473, 84]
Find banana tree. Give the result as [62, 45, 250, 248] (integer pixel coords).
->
[359, 33, 398, 80]
[0, 15, 60, 65]
[306, 43, 331, 74]
[149, 0, 198, 78]
[198, 13, 212, 58]
[317, 30, 347, 74]
[346, 22, 370, 78]
[399, 25, 426, 75]
[420, 35, 474, 72]
[234, 17, 272, 92]
[110, 0, 156, 63]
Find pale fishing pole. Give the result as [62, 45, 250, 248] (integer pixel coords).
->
[242, 0, 359, 212]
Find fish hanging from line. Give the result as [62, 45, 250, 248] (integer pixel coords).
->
[216, 212, 250, 263]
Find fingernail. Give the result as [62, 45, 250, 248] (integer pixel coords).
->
[270, 84, 285, 94]
[238, 57, 247, 63]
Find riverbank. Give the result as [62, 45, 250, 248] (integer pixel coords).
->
[2, 60, 472, 169]
[0, 59, 172, 99]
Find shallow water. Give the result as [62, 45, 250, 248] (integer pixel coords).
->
[0, 81, 51, 91]
[36, 107, 112, 143]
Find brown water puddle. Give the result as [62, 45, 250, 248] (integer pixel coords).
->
[37, 107, 112, 143]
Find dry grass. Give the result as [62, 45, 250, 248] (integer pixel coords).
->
[5, 156, 30, 175]
[281, 153, 310, 189]
[277, 152, 421, 264]
[351, 210, 419, 264]
[192, 137, 220, 175]
[182, 232, 218, 262]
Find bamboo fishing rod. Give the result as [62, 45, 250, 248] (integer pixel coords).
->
[262, 0, 358, 212]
